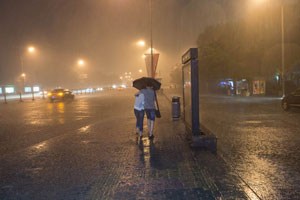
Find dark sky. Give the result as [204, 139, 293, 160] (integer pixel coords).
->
[0, 0, 237, 89]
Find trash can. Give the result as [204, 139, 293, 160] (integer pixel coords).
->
[172, 96, 180, 120]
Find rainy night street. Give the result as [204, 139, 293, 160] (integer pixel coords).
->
[1, 0, 300, 199]
[0, 89, 299, 199]
[198, 95, 300, 199]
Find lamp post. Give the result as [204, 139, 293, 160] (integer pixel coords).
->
[20, 46, 36, 100]
[281, 4, 285, 97]
[149, 0, 153, 76]
[252, 0, 285, 97]
[77, 59, 87, 89]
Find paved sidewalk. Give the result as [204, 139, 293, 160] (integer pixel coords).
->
[0, 91, 254, 199]
[124, 93, 253, 199]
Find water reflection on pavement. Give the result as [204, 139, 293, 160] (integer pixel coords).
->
[199, 95, 300, 199]
[0, 91, 251, 199]
[1, 90, 300, 199]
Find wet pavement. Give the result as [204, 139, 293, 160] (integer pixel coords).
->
[164, 89, 300, 199]
[0, 89, 254, 199]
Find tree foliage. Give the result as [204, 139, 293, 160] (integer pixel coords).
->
[197, 2, 300, 83]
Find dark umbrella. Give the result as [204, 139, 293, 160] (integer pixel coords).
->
[133, 77, 161, 90]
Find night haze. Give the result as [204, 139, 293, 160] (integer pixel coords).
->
[1, 1, 300, 199]
[0, 0, 177, 88]
[0, 0, 241, 89]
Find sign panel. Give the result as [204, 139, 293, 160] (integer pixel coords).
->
[25, 87, 32, 93]
[5, 87, 15, 94]
[33, 86, 40, 92]
[182, 59, 200, 135]
[253, 80, 266, 95]
[183, 62, 192, 128]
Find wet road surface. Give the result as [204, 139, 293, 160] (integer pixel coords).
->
[199, 95, 300, 199]
[164, 89, 300, 199]
[0, 90, 252, 199]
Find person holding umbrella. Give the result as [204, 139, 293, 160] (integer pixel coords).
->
[141, 83, 156, 139]
[134, 90, 145, 138]
[133, 77, 161, 139]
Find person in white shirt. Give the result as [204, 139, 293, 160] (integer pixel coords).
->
[134, 91, 145, 137]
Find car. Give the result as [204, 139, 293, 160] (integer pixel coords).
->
[47, 89, 75, 102]
[117, 86, 124, 91]
[281, 88, 300, 111]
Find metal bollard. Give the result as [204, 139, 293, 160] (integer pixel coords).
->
[31, 88, 35, 101]
[4, 93, 7, 104]
[172, 96, 180, 120]
[19, 92, 23, 102]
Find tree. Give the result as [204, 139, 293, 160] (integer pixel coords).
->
[197, 1, 300, 91]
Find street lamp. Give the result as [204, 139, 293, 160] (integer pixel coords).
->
[20, 46, 36, 94]
[21, 73, 26, 84]
[137, 40, 145, 47]
[77, 59, 87, 89]
[77, 59, 85, 66]
[252, 0, 285, 96]
[280, 4, 285, 97]
[28, 46, 35, 53]
[149, 0, 153, 76]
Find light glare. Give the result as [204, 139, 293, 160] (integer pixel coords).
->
[137, 40, 145, 46]
[28, 47, 35, 53]
[78, 59, 85, 66]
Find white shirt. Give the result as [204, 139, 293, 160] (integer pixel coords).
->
[134, 93, 145, 111]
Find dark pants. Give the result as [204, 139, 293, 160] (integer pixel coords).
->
[145, 109, 155, 121]
[134, 109, 144, 132]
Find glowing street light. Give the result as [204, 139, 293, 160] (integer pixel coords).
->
[137, 40, 145, 47]
[28, 46, 35, 53]
[77, 59, 85, 66]
[20, 46, 37, 97]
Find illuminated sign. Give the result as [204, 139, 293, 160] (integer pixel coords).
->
[25, 87, 32, 93]
[5, 87, 15, 94]
[33, 86, 40, 92]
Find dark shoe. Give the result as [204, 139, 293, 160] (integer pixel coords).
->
[148, 135, 154, 139]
